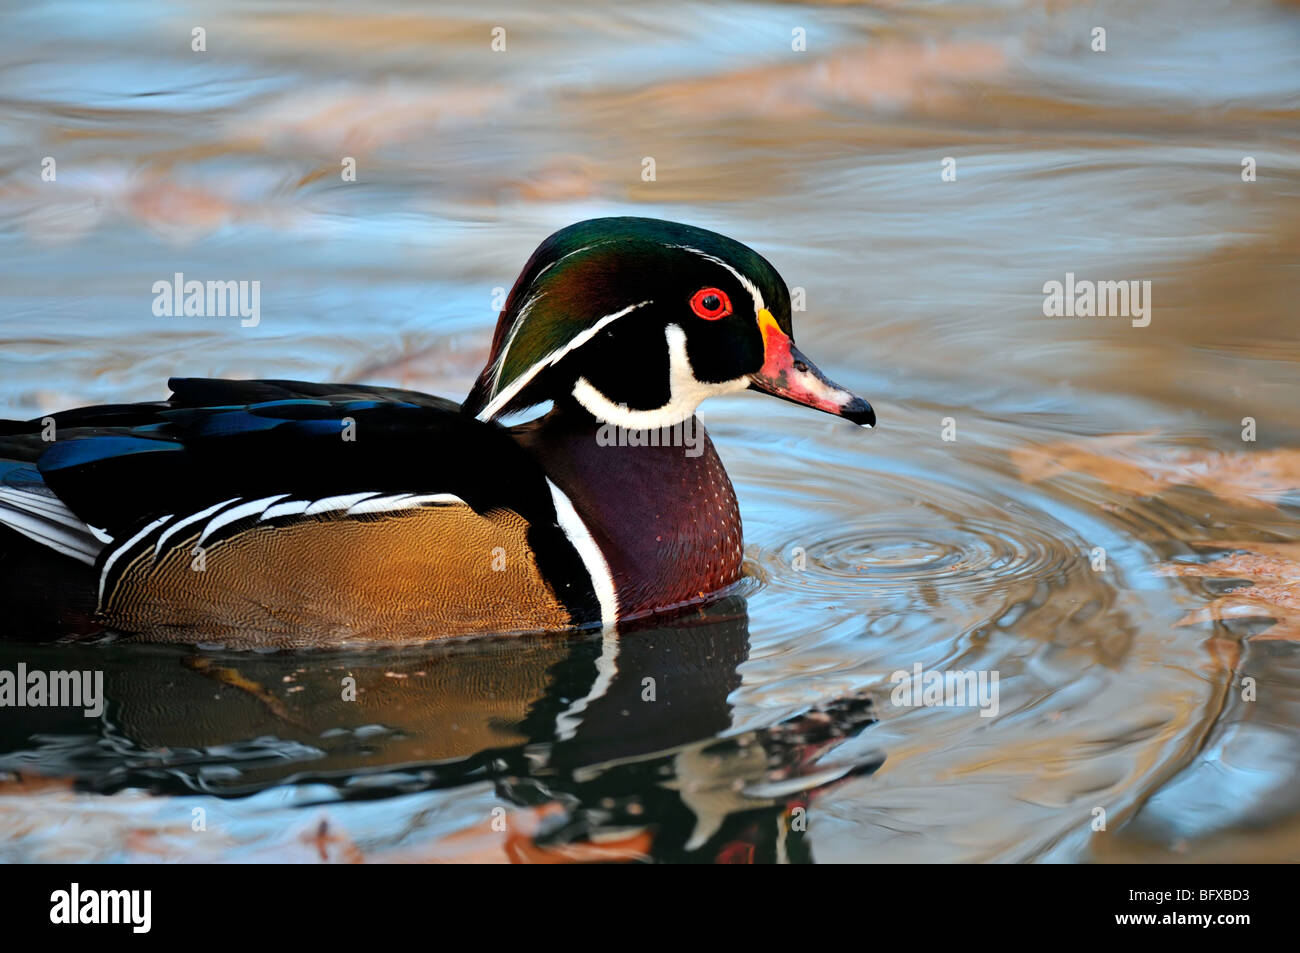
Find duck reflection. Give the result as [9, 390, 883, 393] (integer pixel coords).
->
[0, 595, 883, 862]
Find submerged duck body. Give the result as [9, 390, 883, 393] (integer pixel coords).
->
[0, 218, 873, 647]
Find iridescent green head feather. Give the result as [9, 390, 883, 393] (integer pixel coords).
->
[462, 217, 873, 430]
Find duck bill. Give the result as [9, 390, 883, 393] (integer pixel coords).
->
[749, 310, 875, 428]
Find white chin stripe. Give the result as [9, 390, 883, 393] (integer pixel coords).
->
[572, 323, 748, 430]
[545, 478, 618, 626]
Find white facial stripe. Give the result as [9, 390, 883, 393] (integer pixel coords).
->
[674, 244, 766, 315]
[546, 477, 618, 626]
[530, 240, 610, 283]
[477, 300, 652, 422]
[572, 323, 748, 430]
[488, 289, 547, 396]
[488, 240, 618, 399]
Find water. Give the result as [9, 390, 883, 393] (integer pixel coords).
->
[0, 0, 1298, 862]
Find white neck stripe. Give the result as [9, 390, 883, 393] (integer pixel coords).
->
[546, 478, 618, 625]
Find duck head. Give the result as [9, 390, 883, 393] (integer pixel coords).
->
[463, 217, 875, 430]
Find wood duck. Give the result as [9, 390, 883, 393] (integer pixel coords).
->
[0, 217, 873, 647]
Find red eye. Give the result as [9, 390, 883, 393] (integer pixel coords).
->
[690, 287, 731, 320]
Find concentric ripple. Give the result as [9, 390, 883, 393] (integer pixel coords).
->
[767, 509, 1080, 599]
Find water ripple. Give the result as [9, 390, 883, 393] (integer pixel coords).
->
[791, 512, 1073, 596]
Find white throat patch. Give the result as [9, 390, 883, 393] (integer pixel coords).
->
[572, 323, 748, 430]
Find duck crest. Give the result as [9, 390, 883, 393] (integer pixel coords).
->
[516, 407, 743, 620]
